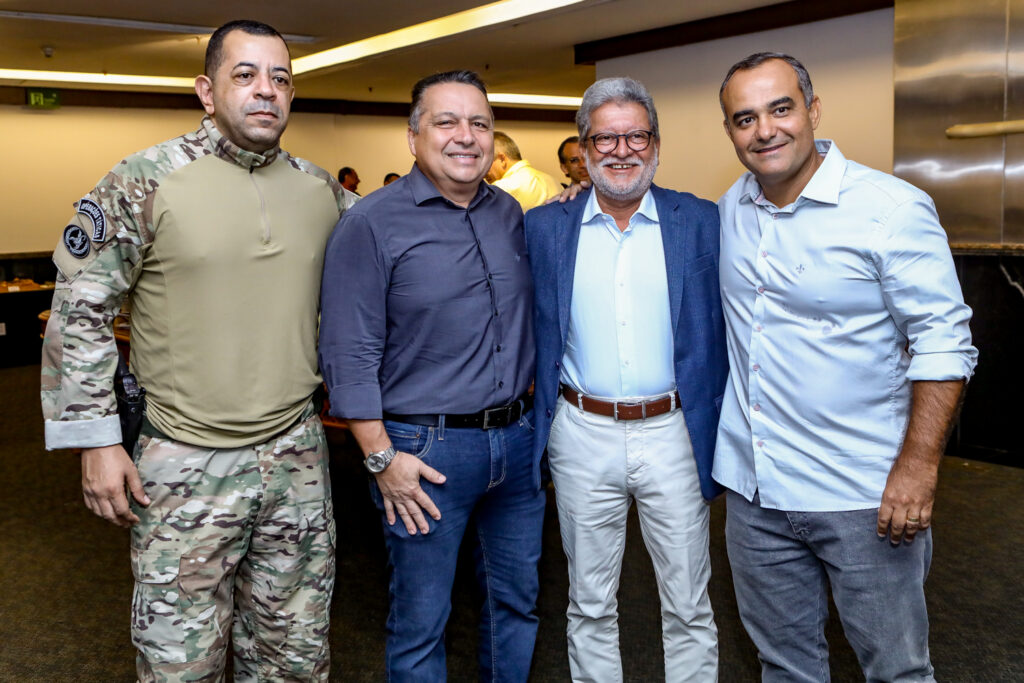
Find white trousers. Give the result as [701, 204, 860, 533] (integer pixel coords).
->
[547, 394, 718, 683]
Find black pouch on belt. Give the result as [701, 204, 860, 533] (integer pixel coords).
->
[114, 351, 147, 455]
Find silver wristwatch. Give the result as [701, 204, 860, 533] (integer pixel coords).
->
[364, 445, 397, 473]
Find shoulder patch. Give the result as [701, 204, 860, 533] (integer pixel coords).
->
[63, 224, 91, 259]
[77, 197, 107, 242]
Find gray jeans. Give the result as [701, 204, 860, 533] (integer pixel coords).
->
[725, 490, 935, 683]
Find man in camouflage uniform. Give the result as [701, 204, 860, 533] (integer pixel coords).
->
[40, 20, 355, 682]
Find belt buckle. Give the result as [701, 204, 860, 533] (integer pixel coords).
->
[612, 400, 645, 421]
[481, 405, 508, 430]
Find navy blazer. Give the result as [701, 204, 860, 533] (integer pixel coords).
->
[524, 185, 728, 501]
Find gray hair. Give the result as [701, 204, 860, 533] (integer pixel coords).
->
[493, 131, 522, 161]
[719, 52, 815, 114]
[576, 77, 659, 144]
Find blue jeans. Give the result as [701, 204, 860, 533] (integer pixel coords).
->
[725, 491, 935, 683]
[369, 411, 545, 682]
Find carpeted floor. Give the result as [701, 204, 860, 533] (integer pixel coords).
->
[1, 363, 1021, 681]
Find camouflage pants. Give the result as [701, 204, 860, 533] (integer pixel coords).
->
[128, 407, 335, 682]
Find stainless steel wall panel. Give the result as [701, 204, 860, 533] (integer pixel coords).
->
[1004, 0, 1024, 243]
[894, 0, 1007, 243]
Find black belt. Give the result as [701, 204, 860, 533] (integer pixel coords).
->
[383, 393, 532, 430]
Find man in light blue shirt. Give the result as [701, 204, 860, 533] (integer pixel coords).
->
[715, 52, 977, 682]
[527, 77, 728, 682]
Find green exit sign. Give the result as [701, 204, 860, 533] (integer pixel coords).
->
[27, 88, 60, 109]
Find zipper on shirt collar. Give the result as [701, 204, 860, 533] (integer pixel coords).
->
[201, 115, 279, 170]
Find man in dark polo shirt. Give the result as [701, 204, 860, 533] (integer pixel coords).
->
[319, 70, 544, 681]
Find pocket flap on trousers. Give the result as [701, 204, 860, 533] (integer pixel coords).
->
[131, 548, 180, 584]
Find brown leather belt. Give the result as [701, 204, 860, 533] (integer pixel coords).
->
[560, 385, 679, 421]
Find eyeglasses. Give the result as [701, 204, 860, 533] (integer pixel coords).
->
[587, 129, 654, 154]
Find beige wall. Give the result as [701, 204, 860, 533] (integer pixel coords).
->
[597, 8, 895, 202]
[3, 8, 894, 254]
[0, 105, 574, 254]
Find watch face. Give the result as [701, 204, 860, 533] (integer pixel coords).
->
[366, 453, 385, 472]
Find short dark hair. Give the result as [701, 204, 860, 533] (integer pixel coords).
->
[338, 166, 355, 183]
[493, 131, 522, 161]
[557, 135, 580, 163]
[205, 20, 289, 77]
[383, 172, 400, 184]
[409, 70, 491, 133]
[720, 52, 814, 114]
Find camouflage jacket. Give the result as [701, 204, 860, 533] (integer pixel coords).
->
[42, 116, 356, 450]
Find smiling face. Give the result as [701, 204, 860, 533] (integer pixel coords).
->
[407, 82, 494, 206]
[721, 58, 822, 206]
[584, 101, 659, 208]
[195, 30, 294, 152]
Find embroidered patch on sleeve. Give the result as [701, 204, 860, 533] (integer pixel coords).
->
[63, 224, 91, 259]
[77, 197, 107, 242]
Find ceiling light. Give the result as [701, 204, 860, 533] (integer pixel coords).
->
[0, 10, 316, 42]
[292, 0, 586, 75]
[0, 1, 589, 106]
[488, 93, 581, 107]
[0, 68, 194, 89]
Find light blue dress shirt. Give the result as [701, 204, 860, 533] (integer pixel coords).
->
[560, 189, 676, 399]
[713, 141, 978, 511]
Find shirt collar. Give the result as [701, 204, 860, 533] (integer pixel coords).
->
[740, 139, 846, 207]
[581, 186, 659, 226]
[503, 159, 528, 177]
[798, 139, 845, 205]
[408, 162, 493, 209]
[201, 115, 280, 170]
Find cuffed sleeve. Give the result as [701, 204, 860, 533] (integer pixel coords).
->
[877, 195, 978, 382]
[40, 173, 148, 451]
[44, 414, 122, 450]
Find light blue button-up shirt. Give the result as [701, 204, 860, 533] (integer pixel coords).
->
[713, 141, 978, 511]
[560, 189, 676, 399]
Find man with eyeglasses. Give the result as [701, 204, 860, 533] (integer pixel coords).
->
[557, 135, 590, 187]
[525, 76, 727, 681]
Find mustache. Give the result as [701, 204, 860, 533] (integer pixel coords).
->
[244, 102, 283, 117]
[597, 155, 644, 167]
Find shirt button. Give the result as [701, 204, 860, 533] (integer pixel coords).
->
[499, 381, 504, 388]
[757, 286, 765, 294]
[752, 364, 760, 372]
[755, 325, 763, 332]
[486, 273, 493, 280]
[555, 361, 560, 369]
[546, 409, 552, 417]
[761, 250, 768, 257]
[753, 403, 761, 412]
[496, 345, 502, 352]
[494, 310, 499, 317]
[757, 440, 765, 448]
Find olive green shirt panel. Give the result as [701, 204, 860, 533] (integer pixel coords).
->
[132, 154, 340, 448]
